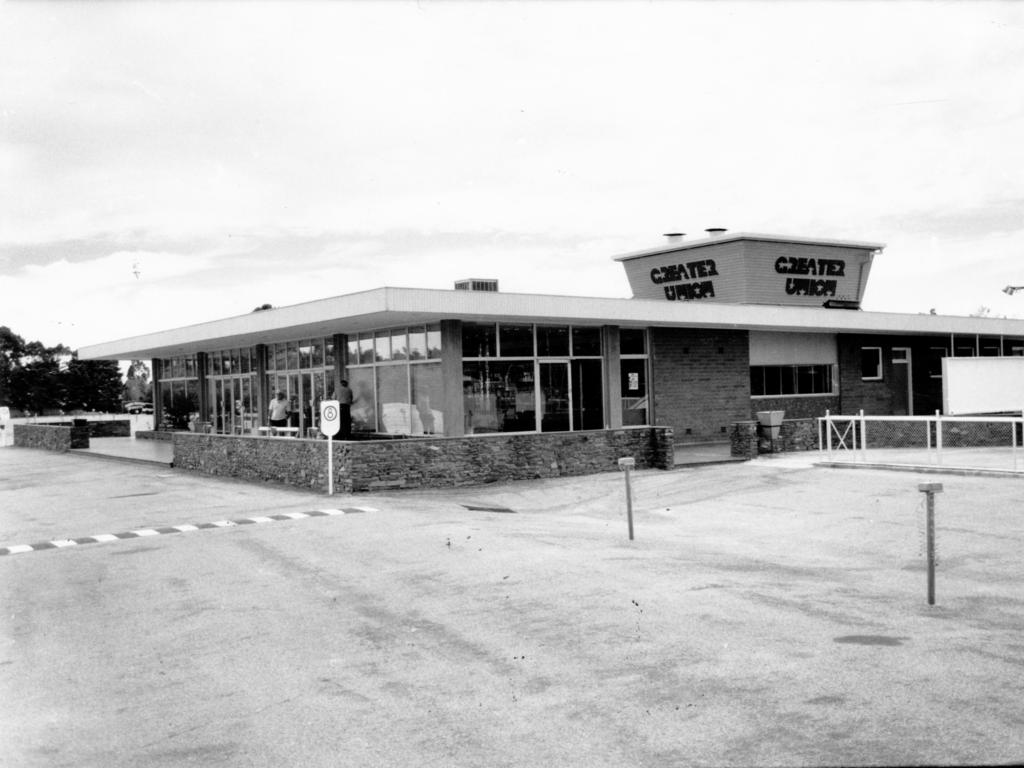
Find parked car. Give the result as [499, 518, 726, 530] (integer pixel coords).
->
[124, 402, 154, 414]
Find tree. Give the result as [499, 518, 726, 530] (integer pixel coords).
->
[1, 330, 71, 415]
[63, 355, 124, 413]
[0, 325, 122, 414]
[123, 359, 152, 403]
[0, 326, 25, 408]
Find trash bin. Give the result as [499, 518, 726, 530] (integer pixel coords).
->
[756, 410, 785, 441]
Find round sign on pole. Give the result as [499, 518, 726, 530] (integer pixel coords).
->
[320, 400, 340, 436]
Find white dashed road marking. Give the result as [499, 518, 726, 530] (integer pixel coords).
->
[0, 507, 378, 557]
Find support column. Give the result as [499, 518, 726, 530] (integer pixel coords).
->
[603, 325, 623, 429]
[440, 320, 464, 436]
[255, 344, 268, 427]
[152, 358, 164, 430]
[196, 352, 209, 421]
[333, 333, 346, 397]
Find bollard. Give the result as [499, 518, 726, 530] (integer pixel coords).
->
[618, 457, 636, 540]
[918, 482, 943, 605]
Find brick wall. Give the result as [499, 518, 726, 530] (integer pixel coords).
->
[651, 327, 750, 443]
[749, 395, 840, 420]
[13, 424, 74, 452]
[172, 427, 675, 493]
[837, 334, 945, 415]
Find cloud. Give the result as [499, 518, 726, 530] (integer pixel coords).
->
[2, 1, 1024, 348]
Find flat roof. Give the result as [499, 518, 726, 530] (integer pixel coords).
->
[613, 231, 887, 262]
[78, 285, 1024, 360]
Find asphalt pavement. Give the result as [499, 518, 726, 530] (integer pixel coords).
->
[2, 447, 1023, 767]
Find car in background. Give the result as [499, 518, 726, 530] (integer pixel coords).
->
[124, 402, 154, 414]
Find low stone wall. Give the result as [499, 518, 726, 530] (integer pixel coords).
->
[136, 430, 173, 441]
[172, 427, 675, 493]
[731, 418, 819, 458]
[36, 420, 131, 438]
[13, 424, 75, 452]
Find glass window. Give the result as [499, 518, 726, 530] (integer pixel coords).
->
[426, 325, 442, 359]
[358, 335, 375, 365]
[274, 343, 287, 371]
[411, 364, 444, 434]
[572, 327, 602, 356]
[928, 347, 947, 378]
[347, 336, 359, 365]
[462, 361, 536, 433]
[462, 323, 496, 358]
[620, 328, 647, 356]
[312, 339, 324, 368]
[537, 325, 569, 357]
[500, 324, 534, 357]
[374, 332, 391, 362]
[286, 342, 299, 370]
[211, 353, 222, 376]
[376, 364, 410, 434]
[751, 364, 832, 396]
[299, 342, 312, 369]
[408, 327, 427, 361]
[325, 339, 335, 367]
[391, 329, 408, 361]
[861, 347, 882, 380]
[348, 368, 376, 432]
[240, 349, 251, 374]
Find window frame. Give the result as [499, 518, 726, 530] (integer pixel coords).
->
[860, 347, 883, 381]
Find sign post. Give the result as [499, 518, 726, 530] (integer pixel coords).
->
[320, 400, 340, 496]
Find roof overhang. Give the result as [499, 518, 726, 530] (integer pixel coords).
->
[78, 285, 1024, 360]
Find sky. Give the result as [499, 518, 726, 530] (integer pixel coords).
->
[2, 0, 1024, 354]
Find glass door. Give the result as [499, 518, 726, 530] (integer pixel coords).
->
[572, 359, 604, 430]
[539, 361, 571, 432]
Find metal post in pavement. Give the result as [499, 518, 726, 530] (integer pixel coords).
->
[618, 457, 635, 541]
[918, 482, 943, 605]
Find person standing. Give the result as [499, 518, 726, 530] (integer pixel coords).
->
[337, 379, 353, 439]
[268, 391, 289, 432]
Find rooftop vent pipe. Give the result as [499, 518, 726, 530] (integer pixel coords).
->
[663, 233, 686, 243]
[705, 228, 727, 238]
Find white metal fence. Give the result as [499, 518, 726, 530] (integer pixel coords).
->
[818, 410, 1024, 473]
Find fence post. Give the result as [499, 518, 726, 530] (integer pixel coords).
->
[1014, 413, 1019, 472]
[859, 409, 867, 463]
[935, 410, 943, 466]
[825, 410, 832, 458]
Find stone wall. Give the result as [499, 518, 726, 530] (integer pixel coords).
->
[172, 427, 675, 493]
[731, 418, 819, 458]
[13, 424, 74, 452]
[136, 430, 173, 441]
[37, 420, 130, 438]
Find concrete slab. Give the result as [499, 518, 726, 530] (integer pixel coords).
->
[73, 436, 174, 466]
[2, 447, 1024, 766]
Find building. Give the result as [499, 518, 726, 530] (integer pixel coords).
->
[79, 230, 1024, 445]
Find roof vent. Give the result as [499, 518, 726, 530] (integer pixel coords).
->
[663, 232, 686, 243]
[705, 228, 727, 238]
[454, 278, 499, 292]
